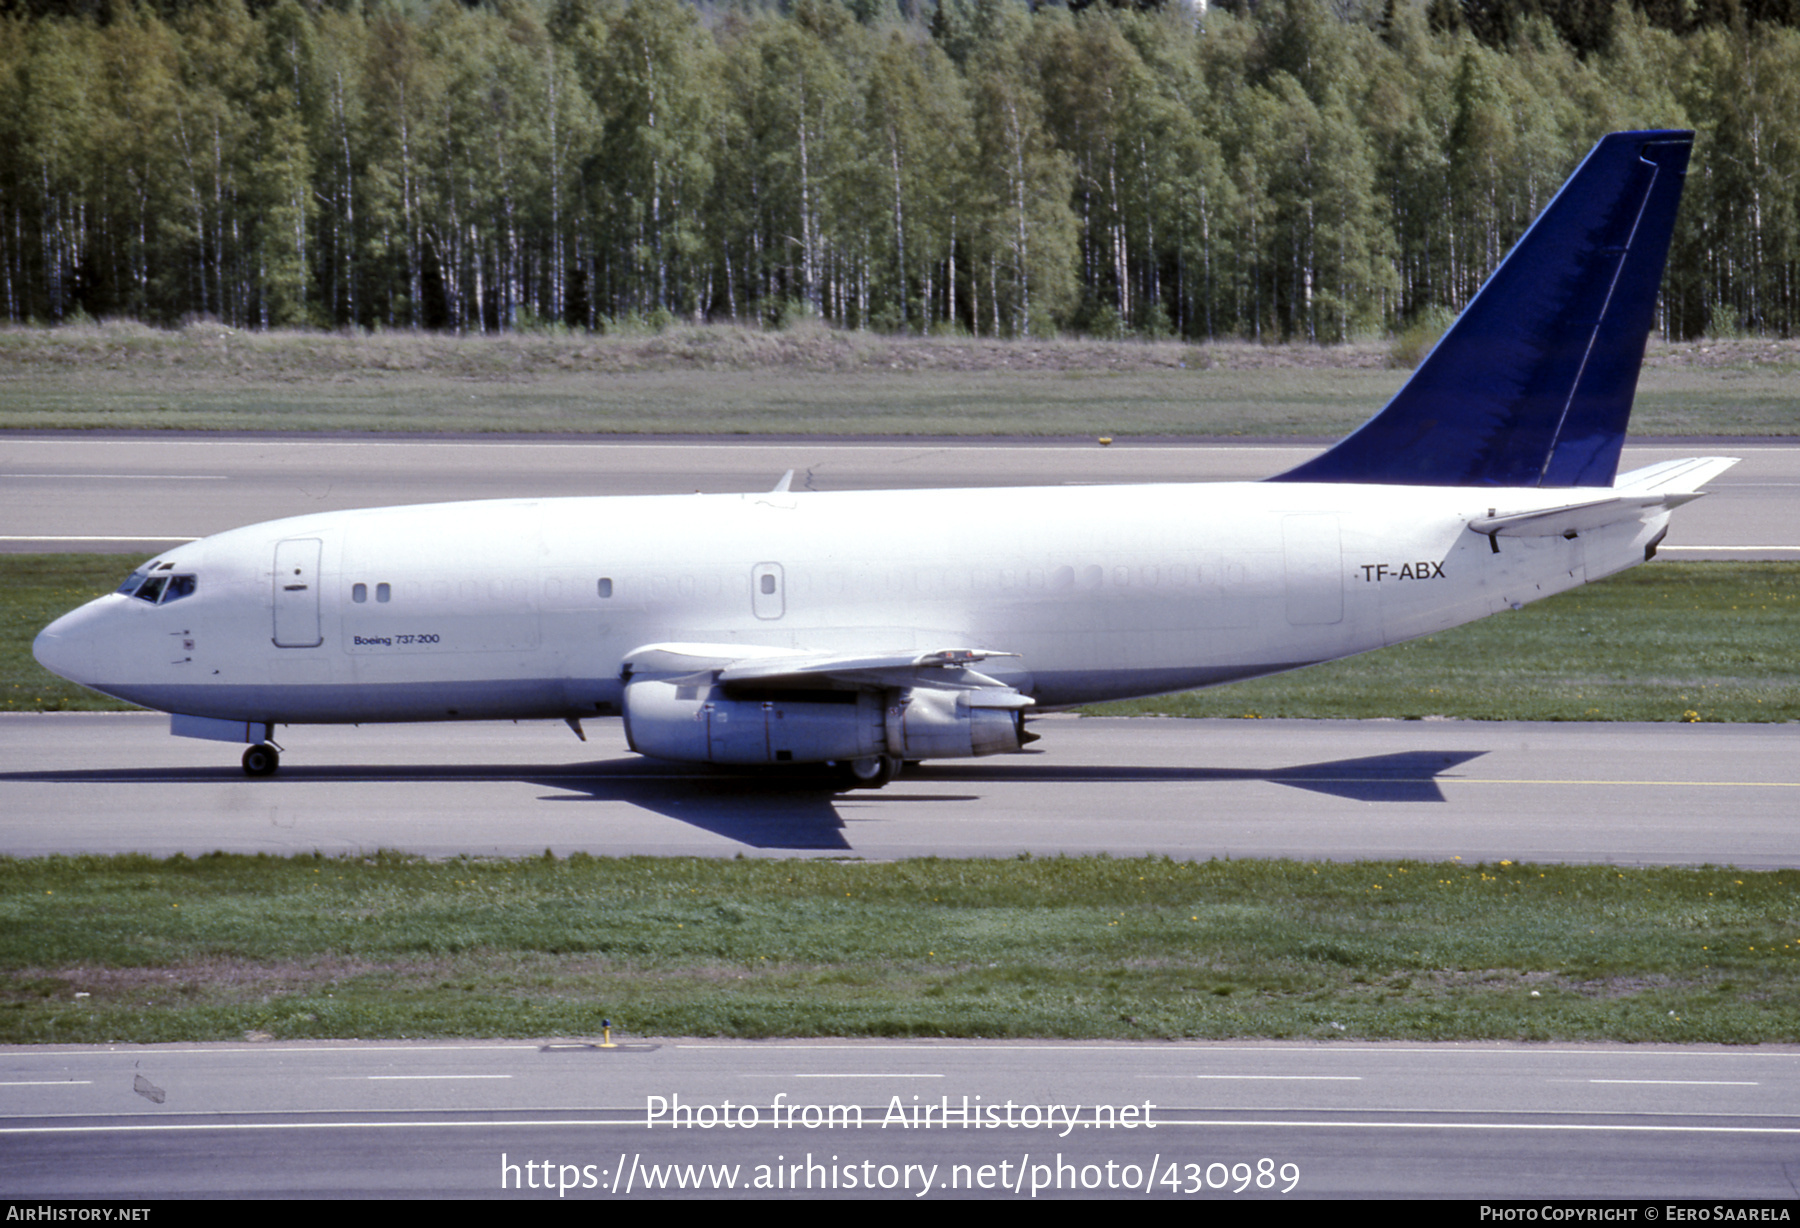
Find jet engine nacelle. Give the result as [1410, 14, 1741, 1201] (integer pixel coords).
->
[886, 686, 1028, 759]
[621, 679, 1028, 765]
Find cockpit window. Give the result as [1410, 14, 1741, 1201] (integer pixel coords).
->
[118, 571, 197, 604]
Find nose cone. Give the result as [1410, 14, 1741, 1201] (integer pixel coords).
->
[34, 601, 105, 687]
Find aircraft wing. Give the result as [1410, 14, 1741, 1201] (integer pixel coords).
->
[621, 642, 1034, 705]
[1467, 457, 1738, 540]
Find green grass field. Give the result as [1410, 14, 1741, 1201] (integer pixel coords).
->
[1090, 563, 1800, 724]
[3, 852, 1794, 1045]
[4, 322, 1797, 436]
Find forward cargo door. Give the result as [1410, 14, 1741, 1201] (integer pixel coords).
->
[273, 538, 324, 647]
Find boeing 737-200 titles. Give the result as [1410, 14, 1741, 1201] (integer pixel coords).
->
[35, 130, 1733, 784]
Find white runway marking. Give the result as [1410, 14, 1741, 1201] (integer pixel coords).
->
[1186, 1075, 1363, 1081]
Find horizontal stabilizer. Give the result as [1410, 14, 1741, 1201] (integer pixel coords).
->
[1611, 455, 1740, 495]
[1467, 456, 1737, 539]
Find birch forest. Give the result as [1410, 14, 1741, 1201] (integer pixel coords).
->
[4, 0, 1799, 340]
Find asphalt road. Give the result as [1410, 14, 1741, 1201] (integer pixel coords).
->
[3, 433, 1796, 558]
[3, 714, 1795, 867]
[4, 1038, 1798, 1198]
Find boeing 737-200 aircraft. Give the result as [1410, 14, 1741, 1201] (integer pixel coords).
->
[36, 130, 1734, 784]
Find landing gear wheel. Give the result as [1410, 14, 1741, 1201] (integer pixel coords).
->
[842, 755, 898, 789]
[242, 743, 280, 777]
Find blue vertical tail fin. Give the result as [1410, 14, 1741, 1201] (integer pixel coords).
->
[1271, 129, 1692, 489]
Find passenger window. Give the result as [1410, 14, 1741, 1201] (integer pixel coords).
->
[353, 583, 367, 603]
[376, 583, 391, 603]
[598, 578, 613, 598]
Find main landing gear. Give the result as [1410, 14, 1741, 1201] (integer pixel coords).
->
[241, 742, 280, 777]
[840, 755, 900, 789]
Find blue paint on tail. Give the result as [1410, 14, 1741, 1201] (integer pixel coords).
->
[1271, 130, 1692, 489]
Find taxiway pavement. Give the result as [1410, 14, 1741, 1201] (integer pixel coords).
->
[5, 1038, 1797, 1198]
[4, 434, 1796, 559]
[3, 714, 1795, 866]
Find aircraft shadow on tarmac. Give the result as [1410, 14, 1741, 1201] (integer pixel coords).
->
[3, 749, 1486, 850]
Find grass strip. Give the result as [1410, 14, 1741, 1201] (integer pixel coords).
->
[3, 323, 1797, 436]
[7, 557, 1796, 721]
[2, 554, 143, 713]
[1088, 562, 1800, 723]
[2, 852, 1795, 1045]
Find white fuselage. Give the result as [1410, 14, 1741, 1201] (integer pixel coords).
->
[34, 478, 1666, 728]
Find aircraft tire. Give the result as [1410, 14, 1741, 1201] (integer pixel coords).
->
[242, 743, 280, 777]
[842, 755, 897, 789]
